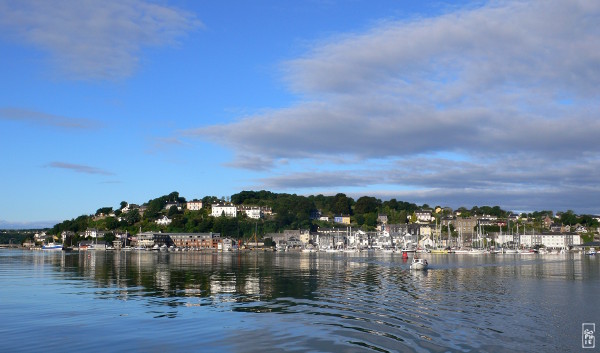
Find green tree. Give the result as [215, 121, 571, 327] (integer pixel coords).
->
[398, 210, 407, 224]
[385, 198, 399, 210]
[354, 196, 380, 215]
[560, 210, 577, 226]
[354, 214, 365, 226]
[96, 207, 113, 216]
[168, 205, 180, 217]
[409, 212, 417, 223]
[103, 232, 115, 244]
[104, 217, 119, 230]
[364, 213, 378, 228]
[126, 209, 141, 225]
[332, 193, 353, 215]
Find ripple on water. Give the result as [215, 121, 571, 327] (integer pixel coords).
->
[0, 250, 598, 352]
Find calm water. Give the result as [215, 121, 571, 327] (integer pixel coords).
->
[0, 249, 598, 352]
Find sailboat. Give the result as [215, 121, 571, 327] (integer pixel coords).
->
[454, 227, 470, 254]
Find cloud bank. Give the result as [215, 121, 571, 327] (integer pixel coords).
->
[0, 0, 202, 80]
[187, 1, 600, 211]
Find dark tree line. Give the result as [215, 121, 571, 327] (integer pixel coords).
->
[46, 190, 598, 239]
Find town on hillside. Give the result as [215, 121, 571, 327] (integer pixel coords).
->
[10, 190, 600, 253]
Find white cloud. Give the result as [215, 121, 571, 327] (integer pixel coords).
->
[0, 0, 202, 80]
[184, 0, 600, 212]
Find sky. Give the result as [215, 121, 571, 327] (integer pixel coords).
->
[0, 0, 599, 228]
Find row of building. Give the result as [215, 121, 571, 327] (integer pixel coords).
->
[36, 223, 584, 251]
[270, 227, 583, 251]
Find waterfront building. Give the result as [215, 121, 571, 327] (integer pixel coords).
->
[455, 217, 478, 238]
[218, 238, 233, 251]
[419, 224, 433, 237]
[496, 232, 581, 249]
[419, 234, 435, 249]
[386, 224, 419, 245]
[169, 232, 221, 249]
[134, 232, 156, 248]
[61, 230, 75, 242]
[84, 228, 105, 239]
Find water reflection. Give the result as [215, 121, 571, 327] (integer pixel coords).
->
[4, 250, 599, 352]
[24, 251, 600, 306]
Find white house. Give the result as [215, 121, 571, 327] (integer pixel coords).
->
[419, 234, 435, 249]
[499, 233, 581, 249]
[84, 228, 105, 239]
[243, 207, 263, 219]
[156, 215, 172, 226]
[121, 203, 139, 213]
[34, 231, 48, 242]
[211, 203, 237, 217]
[415, 210, 433, 223]
[163, 202, 182, 211]
[219, 238, 234, 251]
[61, 231, 75, 242]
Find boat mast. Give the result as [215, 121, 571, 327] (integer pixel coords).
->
[254, 221, 258, 250]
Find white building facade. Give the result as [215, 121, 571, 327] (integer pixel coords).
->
[497, 233, 581, 249]
[211, 204, 237, 217]
[156, 215, 172, 226]
[243, 207, 263, 219]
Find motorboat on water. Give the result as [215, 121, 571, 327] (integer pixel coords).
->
[587, 248, 597, 255]
[410, 256, 428, 270]
[42, 242, 63, 250]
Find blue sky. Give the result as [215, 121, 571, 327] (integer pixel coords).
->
[1, 0, 599, 227]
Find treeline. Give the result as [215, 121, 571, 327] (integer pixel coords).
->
[48, 191, 424, 238]
[0, 231, 35, 245]
[47, 190, 598, 240]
